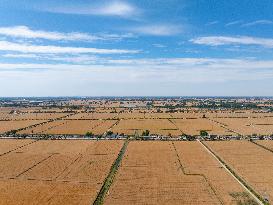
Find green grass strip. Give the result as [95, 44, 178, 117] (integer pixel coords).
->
[93, 140, 129, 205]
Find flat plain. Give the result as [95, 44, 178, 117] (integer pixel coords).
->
[0, 139, 123, 205]
[105, 141, 226, 205]
[205, 141, 273, 204]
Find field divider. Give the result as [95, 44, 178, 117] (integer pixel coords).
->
[198, 140, 266, 205]
[93, 140, 129, 205]
[251, 140, 273, 154]
[16, 153, 56, 178]
[54, 153, 83, 180]
[0, 139, 39, 157]
[168, 119, 185, 135]
[171, 142, 224, 205]
[207, 118, 242, 136]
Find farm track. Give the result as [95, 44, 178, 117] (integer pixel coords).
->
[171, 141, 224, 205]
[199, 141, 265, 205]
[93, 140, 129, 205]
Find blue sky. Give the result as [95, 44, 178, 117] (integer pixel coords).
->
[0, 0, 273, 96]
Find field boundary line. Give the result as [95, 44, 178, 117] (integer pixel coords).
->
[93, 140, 129, 205]
[251, 140, 273, 154]
[0, 139, 39, 157]
[54, 153, 83, 180]
[198, 140, 266, 205]
[171, 142, 224, 205]
[16, 153, 56, 178]
[168, 119, 185, 135]
[207, 118, 242, 136]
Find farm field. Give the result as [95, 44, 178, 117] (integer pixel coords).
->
[0, 139, 34, 155]
[22, 120, 118, 135]
[111, 119, 181, 136]
[67, 112, 119, 120]
[0, 140, 123, 205]
[104, 141, 221, 205]
[205, 111, 273, 119]
[173, 141, 251, 204]
[2, 111, 273, 136]
[171, 119, 234, 136]
[256, 140, 273, 151]
[0, 120, 45, 134]
[18, 120, 67, 134]
[0, 113, 68, 120]
[214, 117, 273, 135]
[205, 141, 273, 204]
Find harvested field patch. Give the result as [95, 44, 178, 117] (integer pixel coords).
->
[205, 141, 273, 204]
[171, 119, 233, 136]
[0, 139, 34, 155]
[214, 117, 273, 135]
[256, 140, 273, 152]
[33, 120, 116, 135]
[18, 120, 66, 134]
[0, 140, 123, 205]
[0, 113, 68, 120]
[0, 120, 46, 134]
[104, 141, 221, 205]
[67, 113, 119, 120]
[111, 119, 181, 136]
[173, 141, 251, 205]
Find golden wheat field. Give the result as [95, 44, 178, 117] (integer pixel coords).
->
[205, 141, 273, 204]
[0, 139, 123, 205]
[105, 141, 221, 205]
[111, 119, 181, 136]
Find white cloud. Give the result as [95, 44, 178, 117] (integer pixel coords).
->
[242, 20, 273, 27]
[225, 20, 243, 27]
[1, 57, 273, 96]
[152, 44, 166, 48]
[129, 24, 182, 36]
[0, 40, 139, 54]
[0, 25, 133, 41]
[206, 21, 219, 26]
[47, 1, 139, 18]
[2, 53, 40, 59]
[190, 36, 273, 48]
[1, 58, 273, 82]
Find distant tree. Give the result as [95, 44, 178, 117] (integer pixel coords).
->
[181, 133, 187, 138]
[200, 130, 208, 136]
[142, 130, 150, 136]
[85, 131, 94, 137]
[106, 131, 113, 136]
[7, 130, 17, 135]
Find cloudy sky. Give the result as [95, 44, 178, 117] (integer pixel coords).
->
[0, 0, 273, 96]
